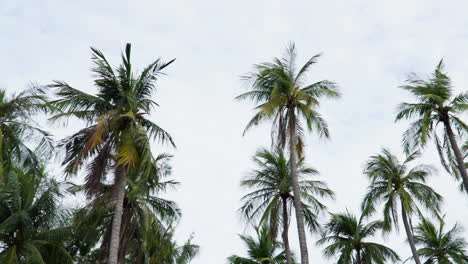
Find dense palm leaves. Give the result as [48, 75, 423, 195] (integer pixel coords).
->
[361, 149, 442, 264]
[68, 153, 181, 263]
[240, 148, 334, 263]
[49, 43, 175, 263]
[396, 60, 468, 192]
[317, 211, 400, 264]
[131, 217, 199, 264]
[412, 218, 468, 264]
[0, 88, 52, 179]
[237, 42, 340, 264]
[228, 226, 289, 264]
[0, 167, 72, 264]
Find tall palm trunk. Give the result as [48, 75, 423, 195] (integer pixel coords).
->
[108, 167, 127, 264]
[400, 201, 421, 264]
[443, 119, 468, 192]
[287, 107, 309, 264]
[281, 196, 292, 264]
[356, 248, 361, 264]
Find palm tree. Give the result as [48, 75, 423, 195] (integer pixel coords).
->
[317, 211, 400, 264]
[130, 216, 199, 264]
[48, 43, 175, 264]
[395, 60, 468, 192]
[240, 147, 334, 264]
[411, 217, 468, 264]
[0, 166, 72, 263]
[236, 42, 340, 264]
[0, 87, 52, 179]
[68, 154, 180, 263]
[361, 149, 443, 264]
[228, 226, 289, 264]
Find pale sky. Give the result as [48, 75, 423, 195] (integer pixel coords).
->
[1, 1, 467, 263]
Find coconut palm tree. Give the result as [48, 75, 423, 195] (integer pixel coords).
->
[236, 42, 340, 264]
[0, 87, 53, 180]
[361, 149, 443, 264]
[228, 226, 289, 264]
[317, 211, 400, 264]
[48, 43, 175, 264]
[0, 166, 72, 264]
[240, 147, 334, 264]
[411, 217, 468, 264]
[395, 60, 468, 192]
[129, 216, 199, 264]
[67, 154, 180, 263]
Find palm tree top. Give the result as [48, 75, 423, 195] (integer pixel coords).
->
[228, 225, 289, 264]
[317, 210, 400, 264]
[395, 59, 467, 151]
[361, 148, 442, 228]
[412, 216, 468, 264]
[48, 43, 176, 146]
[239, 147, 334, 227]
[400, 60, 453, 106]
[236, 42, 341, 155]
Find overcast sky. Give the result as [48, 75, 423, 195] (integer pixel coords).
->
[1, 0, 467, 263]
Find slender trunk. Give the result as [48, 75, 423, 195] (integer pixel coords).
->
[288, 107, 309, 264]
[108, 168, 127, 264]
[400, 201, 421, 264]
[281, 196, 293, 264]
[356, 248, 361, 264]
[443, 119, 468, 192]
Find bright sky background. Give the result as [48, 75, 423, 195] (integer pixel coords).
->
[1, 0, 467, 263]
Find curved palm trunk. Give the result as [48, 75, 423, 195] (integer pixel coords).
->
[281, 196, 292, 264]
[400, 202, 421, 264]
[287, 107, 309, 264]
[108, 168, 127, 264]
[443, 119, 468, 192]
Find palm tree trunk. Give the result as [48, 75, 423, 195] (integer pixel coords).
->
[281, 196, 293, 264]
[400, 201, 421, 264]
[108, 167, 127, 264]
[443, 119, 468, 192]
[287, 107, 309, 264]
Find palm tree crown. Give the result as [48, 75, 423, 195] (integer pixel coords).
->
[240, 147, 334, 264]
[361, 149, 442, 229]
[0, 87, 52, 179]
[240, 147, 334, 229]
[237, 43, 340, 155]
[49, 43, 175, 196]
[228, 226, 289, 264]
[0, 166, 72, 263]
[395, 60, 468, 191]
[317, 211, 400, 264]
[413, 217, 468, 264]
[361, 148, 442, 264]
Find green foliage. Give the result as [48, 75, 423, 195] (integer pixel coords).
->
[67, 154, 182, 263]
[49, 43, 175, 197]
[129, 216, 199, 264]
[228, 226, 289, 264]
[395, 60, 467, 179]
[412, 217, 468, 264]
[361, 149, 442, 231]
[236, 42, 340, 157]
[0, 87, 53, 180]
[240, 147, 334, 236]
[317, 211, 400, 264]
[0, 166, 72, 263]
